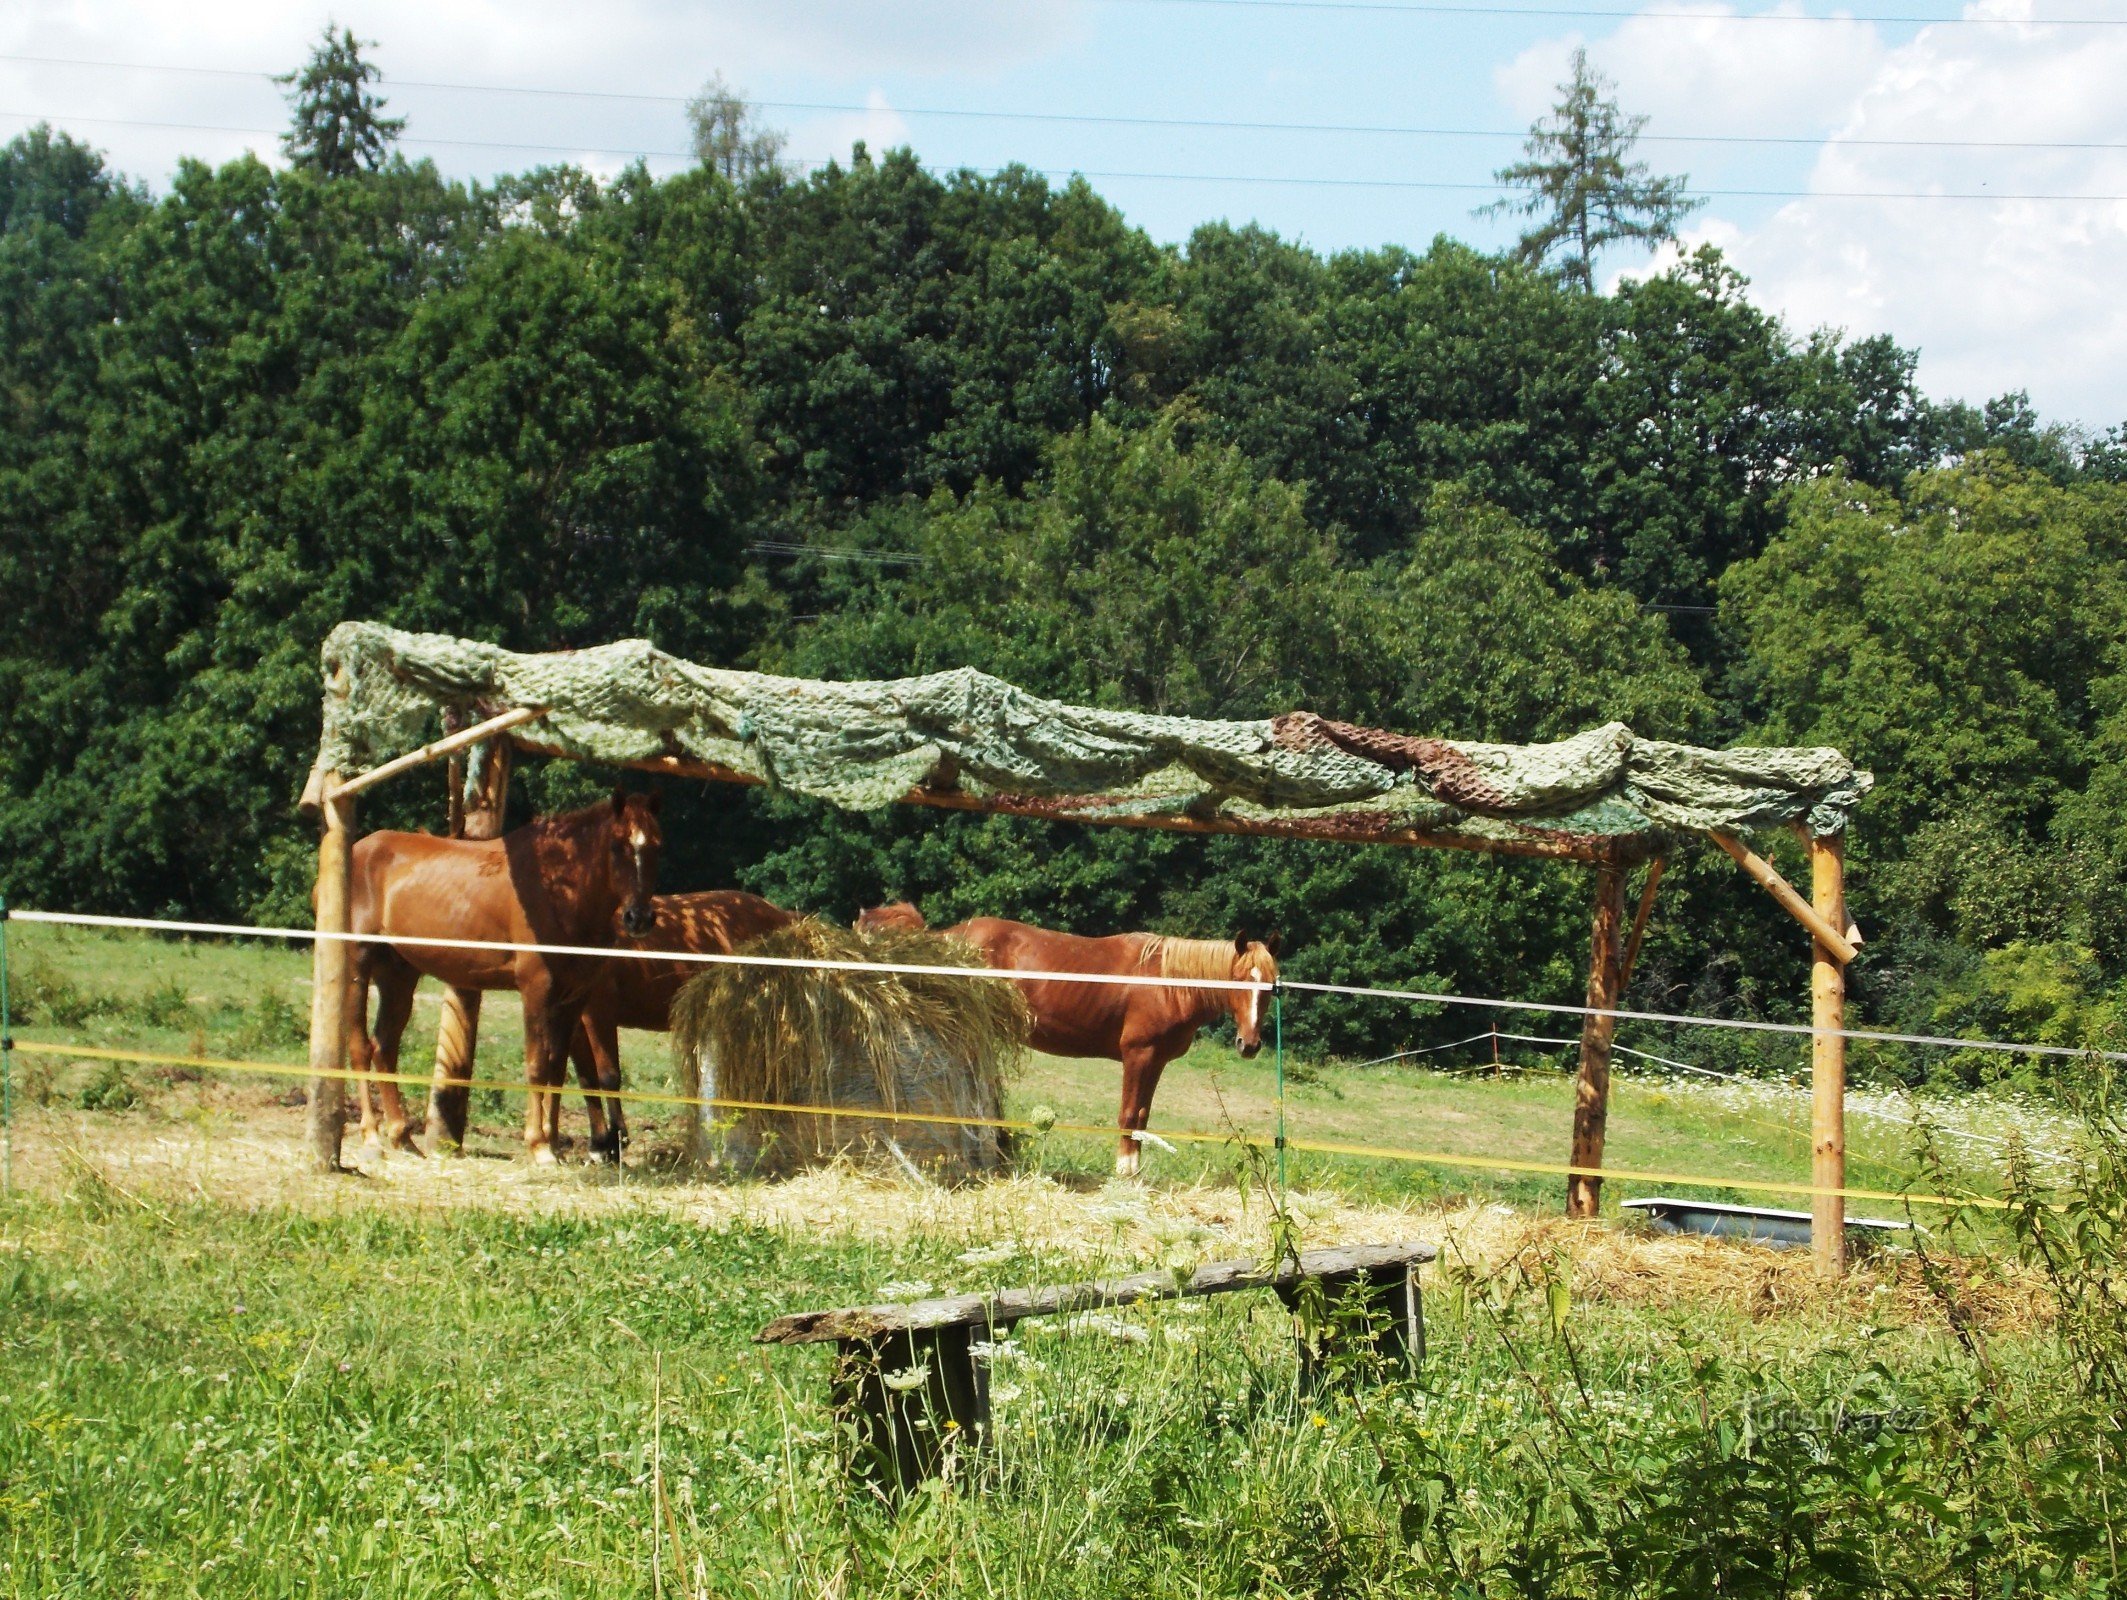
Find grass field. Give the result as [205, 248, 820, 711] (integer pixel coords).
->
[1, 923, 2111, 1596]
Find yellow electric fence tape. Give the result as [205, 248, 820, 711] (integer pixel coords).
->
[11, 1038, 2012, 1212]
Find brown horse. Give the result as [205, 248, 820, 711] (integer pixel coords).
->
[854, 906, 1281, 1176]
[346, 791, 663, 1162]
[854, 901, 926, 934]
[567, 890, 802, 1157]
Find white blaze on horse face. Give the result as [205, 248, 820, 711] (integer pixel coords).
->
[1238, 953, 1274, 1044]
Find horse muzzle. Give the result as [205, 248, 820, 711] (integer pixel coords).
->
[621, 904, 656, 938]
[1238, 1041, 1262, 1060]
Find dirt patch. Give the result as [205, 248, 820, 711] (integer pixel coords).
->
[8, 1092, 2046, 1336]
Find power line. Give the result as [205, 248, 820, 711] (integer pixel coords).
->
[5, 53, 2123, 154]
[8, 110, 2127, 202]
[1098, 0, 2127, 23]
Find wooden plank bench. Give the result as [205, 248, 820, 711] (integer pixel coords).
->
[757, 1240, 1436, 1492]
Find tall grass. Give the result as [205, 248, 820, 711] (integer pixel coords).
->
[4, 1098, 2125, 1600]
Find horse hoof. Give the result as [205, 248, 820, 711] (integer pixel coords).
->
[530, 1144, 560, 1167]
[1115, 1152, 1141, 1180]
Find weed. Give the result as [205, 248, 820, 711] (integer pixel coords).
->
[234, 989, 307, 1053]
[137, 978, 194, 1029]
[75, 1061, 140, 1112]
[10, 960, 105, 1028]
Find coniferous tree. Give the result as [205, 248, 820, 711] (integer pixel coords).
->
[277, 26, 403, 177]
[1483, 49, 1700, 290]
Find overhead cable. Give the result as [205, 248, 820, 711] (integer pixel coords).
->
[4, 111, 2122, 202]
[4, 54, 2121, 154]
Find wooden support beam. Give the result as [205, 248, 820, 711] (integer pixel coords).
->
[328, 705, 542, 802]
[1618, 855, 1665, 997]
[305, 777, 355, 1175]
[1709, 831, 1858, 964]
[1810, 833, 1849, 1280]
[1567, 863, 1627, 1219]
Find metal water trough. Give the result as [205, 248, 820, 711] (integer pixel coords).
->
[1622, 1197, 1916, 1249]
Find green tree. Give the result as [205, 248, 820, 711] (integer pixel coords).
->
[277, 26, 403, 177]
[781, 413, 1373, 716]
[738, 152, 1156, 508]
[1723, 460, 2127, 960]
[1483, 48, 1701, 291]
[686, 74, 787, 182]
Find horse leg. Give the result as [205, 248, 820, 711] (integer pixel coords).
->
[572, 1011, 626, 1164]
[425, 985, 482, 1152]
[344, 945, 383, 1149]
[521, 985, 581, 1165]
[1115, 1045, 1174, 1179]
[369, 959, 423, 1155]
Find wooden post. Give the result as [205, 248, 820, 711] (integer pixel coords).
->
[427, 738, 514, 1150]
[1567, 862, 1626, 1219]
[1618, 855, 1665, 997]
[1277, 1261, 1425, 1391]
[462, 737, 513, 839]
[445, 752, 466, 839]
[832, 1328, 987, 1495]
[1810, 832, 1849, 1279]
[306, 776, 356, 1175]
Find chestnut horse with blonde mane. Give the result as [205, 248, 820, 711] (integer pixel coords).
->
[854, 904, 1280, 1176]
[567, 889, 802, 1157]
[347, 791, 662, 1162]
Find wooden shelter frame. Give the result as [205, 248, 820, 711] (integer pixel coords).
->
[304, 702, 1862, 1277]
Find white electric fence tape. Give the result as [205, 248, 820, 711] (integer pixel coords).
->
[13, 907, 2124, 1065]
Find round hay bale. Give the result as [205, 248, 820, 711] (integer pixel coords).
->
[668, 919, 1027, 1180]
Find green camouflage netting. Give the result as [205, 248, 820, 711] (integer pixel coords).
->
[311, 622, 1871, 846]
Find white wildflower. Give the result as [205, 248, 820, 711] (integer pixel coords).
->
[875, 1280, 935, 1303]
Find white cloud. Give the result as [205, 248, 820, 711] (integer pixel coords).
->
[0, 1, 1079, 184]
[789, 89, 914, 171]
[1529, 0, 2127, 425]
[1497, 3, 1887, 138]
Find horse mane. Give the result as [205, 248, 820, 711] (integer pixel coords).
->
[522, 797, 620, 843]
[1140, 936, 1242, 984]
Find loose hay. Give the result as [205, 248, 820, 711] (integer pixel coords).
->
[668, 919, 1028, 1179]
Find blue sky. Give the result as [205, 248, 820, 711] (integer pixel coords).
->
[4, 0, 2123, 423]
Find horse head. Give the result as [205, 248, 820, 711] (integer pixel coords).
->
[606, 789, 664, 938]
[854, 901, 927, 934]
[1229, 932, 1282, 1058]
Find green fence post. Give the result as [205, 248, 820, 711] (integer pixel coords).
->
[2, 894, 13, 1198]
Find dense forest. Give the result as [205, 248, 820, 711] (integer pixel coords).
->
[3, 58, 2125, 1072]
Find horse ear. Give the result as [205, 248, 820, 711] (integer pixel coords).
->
[1234, 932, 1250, 955]
[645, 790, 663, 815]
[1264, 931, 1284, 958]
[610, 785, 629, 816]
